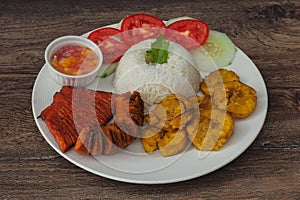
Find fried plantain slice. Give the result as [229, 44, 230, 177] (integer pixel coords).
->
[200, 69, 240, 95]
[165, 109, 195, 131]
[159, 93, 188, 120]
[189, 95, 215, 111]
[145, 94, 191, 130]
[186, 109, 234, 151]
[213, 81, 257, 118]
[158, 129, 188, 157]
[141, 127, 163, 154]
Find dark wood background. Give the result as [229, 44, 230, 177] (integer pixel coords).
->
[1, 0, 299, 199]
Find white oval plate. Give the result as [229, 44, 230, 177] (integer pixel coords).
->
[32, 23, 268, 184]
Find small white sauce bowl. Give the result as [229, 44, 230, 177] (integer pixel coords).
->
[45, 35, 103, 87]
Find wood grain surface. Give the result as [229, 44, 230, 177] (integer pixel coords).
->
[1, 0, 299, 199]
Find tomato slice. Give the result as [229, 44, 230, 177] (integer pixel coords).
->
[166, 19, 209, 50]
[121, 13, 166, 45]
[87, 27, 128, 63]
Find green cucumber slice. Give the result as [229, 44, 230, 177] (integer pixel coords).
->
[190, 30, 237, 72]
[99, 63, 118, 78]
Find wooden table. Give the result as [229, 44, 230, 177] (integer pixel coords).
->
[1, 0, 299, 199]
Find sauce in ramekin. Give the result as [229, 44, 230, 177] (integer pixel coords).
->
[50, 44, 99, 76]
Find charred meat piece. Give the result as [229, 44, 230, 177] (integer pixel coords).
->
[40, 92, 78, 152]
[101, 123, 123, 155]
[113, 91, 144, 137]
[75, 91, 144, 155]
[74, 126, 103, 155]
[39, 86, 113, 152]
[75, 122, 137, 156]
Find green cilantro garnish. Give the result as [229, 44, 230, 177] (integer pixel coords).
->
[145, 35, 169, 65]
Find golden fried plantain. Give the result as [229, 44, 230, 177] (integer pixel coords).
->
[185, 108, 211, 142]
[164, 109, 195, 131]
[142, 127, 188, 156]
[186, 109, 234, 151]
[141, 127, 163, 153]
[159, 94, 188, 120]
[200, 69, 240, 95]
[158, 129, 188, 157]
[213, 81, 257, 118]
[144, 106, 166, 130]
[145, 94, 192, 131]
[189, 95, 215, 111]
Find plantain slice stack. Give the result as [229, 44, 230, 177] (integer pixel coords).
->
[142, 69, 257, 156]
[200, 69, 257, 118]
[142, 94, 193, 157]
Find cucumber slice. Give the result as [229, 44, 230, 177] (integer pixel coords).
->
[99, 62, 118, 78]
[191, 47, 217, 72]
[190, 30, 237, 72]
[165, 16, 193, 26]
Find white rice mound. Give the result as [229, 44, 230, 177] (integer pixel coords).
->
[113, 39, 201, 111]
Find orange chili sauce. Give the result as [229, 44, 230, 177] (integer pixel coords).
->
[50, 45, 99, 76]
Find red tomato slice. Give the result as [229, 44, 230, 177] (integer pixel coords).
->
[88, 27, 128, 63]
[121, 13, 166, 45]
[166, 19, 209, 50]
